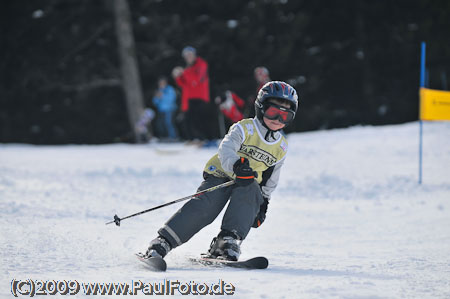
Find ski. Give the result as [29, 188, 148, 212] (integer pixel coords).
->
[136, 253, 167, 272]
[190, 255, 268, 270]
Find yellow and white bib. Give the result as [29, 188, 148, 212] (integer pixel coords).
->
[204, 119, 288, 184]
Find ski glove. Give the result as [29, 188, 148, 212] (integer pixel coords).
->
[233, 157, 257, 187]
[253, 197, 269, 228]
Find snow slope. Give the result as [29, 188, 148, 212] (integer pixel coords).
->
[1, 121, 450, 298]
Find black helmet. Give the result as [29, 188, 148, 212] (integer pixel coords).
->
[255, 81, 298, 126]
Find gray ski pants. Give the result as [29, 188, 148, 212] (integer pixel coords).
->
[158, 173, 263, 249]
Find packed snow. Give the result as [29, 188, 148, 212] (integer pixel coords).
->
[1, 121, 450, 298]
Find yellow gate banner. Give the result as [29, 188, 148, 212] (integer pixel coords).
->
[420, 87, 450, 121]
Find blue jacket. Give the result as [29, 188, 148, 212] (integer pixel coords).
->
[152, 85, 177, 112]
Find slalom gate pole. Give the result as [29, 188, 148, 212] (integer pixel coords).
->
[105, 180, 235, 226]
[418, 41, 426, 184]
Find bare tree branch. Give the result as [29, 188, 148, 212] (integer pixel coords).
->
[59, 23, 111, 66]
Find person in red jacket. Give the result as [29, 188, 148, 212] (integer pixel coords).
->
[215, 90, 245, 123]
[172, 46, 211, 141]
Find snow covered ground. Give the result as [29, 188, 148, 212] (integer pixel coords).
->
[1, 121, 450, 298]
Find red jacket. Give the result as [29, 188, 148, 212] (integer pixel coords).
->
[175, 57, 210, 112]
[219, 91, 245, 123]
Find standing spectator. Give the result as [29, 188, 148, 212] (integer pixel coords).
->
[215, 90, 245, 124]
[172, 46, 211, 141]
[254, 66, 271, 92]
[215, 90, 246, 137]
[246, 66, 271, 117]
[152, 77, 178, 141]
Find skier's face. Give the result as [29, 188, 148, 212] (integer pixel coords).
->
[263, 99, 291, 130]
[263, 117, 286, 131]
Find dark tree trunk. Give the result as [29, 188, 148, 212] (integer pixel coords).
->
[112, 0, 149, 142]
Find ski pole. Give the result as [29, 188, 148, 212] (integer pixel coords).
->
[106, 180, 235, 226]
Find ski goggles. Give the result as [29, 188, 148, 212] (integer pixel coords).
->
[263, 103, 295, 124]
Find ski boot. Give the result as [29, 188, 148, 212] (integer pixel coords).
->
[143, 236, 171, 259]
[207, 230, 241, 261]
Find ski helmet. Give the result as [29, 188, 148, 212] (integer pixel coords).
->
[255, 81, 298, 126]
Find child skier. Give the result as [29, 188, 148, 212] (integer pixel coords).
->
[143, 81, 299, 261]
